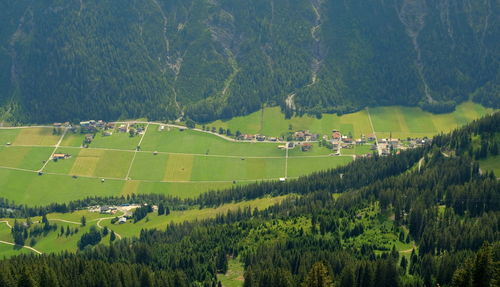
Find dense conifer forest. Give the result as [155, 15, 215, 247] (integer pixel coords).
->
[0, 112, 498, 286]
[0, 0, 498, 123]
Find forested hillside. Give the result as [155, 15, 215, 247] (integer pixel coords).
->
[0, 112, 498, 286]
[0, 0, 498, 123]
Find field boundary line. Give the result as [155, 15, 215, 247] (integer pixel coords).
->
[285, 143, 289, 178]
[0, 222, 43, 254]
[0, 163, 303, 183]
[54, 145, 352, 159]
[125, 124, 149, 180]
[0, 125, 52, 129]
[95, 217, 122, 240]
[0, 166, 38, 173]
[48, 219, 80, 225]
[366, 107, 380, 155]
[0, 240, 43, 254]
[38, 127, 68, 172]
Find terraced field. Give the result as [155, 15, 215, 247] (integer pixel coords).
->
[0, 102, 494, 206]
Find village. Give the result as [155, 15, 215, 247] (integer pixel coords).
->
[50, 119, 432, 161]
[234, 128, 431, 156]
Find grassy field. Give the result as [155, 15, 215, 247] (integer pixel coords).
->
[12, 127, 60, 146]
[101, 196, 286, 238]
[0, 196, 286, 258]
[0, 244, 34, 258]
[478, 155, 500, 177]
[219, 259, 244, 287]
[370, 102, 493, 139]
[287, 156, 353, 178]
[207, 106, 373, 138]
[141, 125, 284, 157]
[0, 169, 124, 205]
[45, 148, 134, 178]
[207, 102, 494, 139]
[0, 129, 20, 145]
[0, 103, 494, 206]
[0, 146, 53, 170]
[90, 129, 141, 150]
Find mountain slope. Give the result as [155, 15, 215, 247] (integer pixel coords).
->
[0, 0, 498, 123]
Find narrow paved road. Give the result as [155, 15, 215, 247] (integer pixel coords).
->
[39, 127, 68, 172]
[366, 107, 380, 156]
[95, 217, 122, 240]
[0, 221, 43, 254]
[0, 220, 12, 228]
[0, 240, 43, 254]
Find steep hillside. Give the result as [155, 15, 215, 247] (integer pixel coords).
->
[0, 0, 498, 123]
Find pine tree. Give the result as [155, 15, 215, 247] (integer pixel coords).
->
[302, 262, 335, 287]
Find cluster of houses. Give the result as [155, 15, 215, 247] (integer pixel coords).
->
[79, 120, 112, 133]
[236, 134, 279, 142]
[328, 130, 371, 154]
[290, 130, 319, 142]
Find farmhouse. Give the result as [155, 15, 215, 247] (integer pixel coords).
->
[84, 134, 94, 144]
[118, 124, 127, 132]
[342, 137, 353, 144]
[367, 134, 376, 141]
[301, 143, 312, 152]
[355, 139, 366, 145]
[389, 138, 399, 145]
[332, 131, 342, 140]
[243, 134, 255, 141]
[256, 135, 266, 141]
[100, 206, 110, 214]
[52, 153, 70, 160]
[118, 217, 127, 224]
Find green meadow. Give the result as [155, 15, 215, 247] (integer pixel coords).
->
[0, 129, 20, 145]
[12, 127, 60, 146]
[478, 155, 500, 177]
[0, 102, 494, 206]
[141, 125, 284, 157]
[206, 106, 372, 138]
[0, 146, 52, 170]
[287, 156, 353, 178]
[207, 102, 494, 139]
[370, 102, 493, 139]
[130, 152, 285, 181]
[100, 196, 286, 238]
[0, 196, 285, 257]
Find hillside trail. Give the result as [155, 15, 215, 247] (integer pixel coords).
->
[0, 221, 43, 254]
[49, 212, 125, 240]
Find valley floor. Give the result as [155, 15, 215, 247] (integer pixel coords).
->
[0, 102, 495, 206]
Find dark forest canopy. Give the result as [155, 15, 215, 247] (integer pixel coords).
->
[0, 0, 498, 123]
[0, 113, 498, 286]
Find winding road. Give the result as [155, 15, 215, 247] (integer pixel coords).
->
[0, 221, 43, 254]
